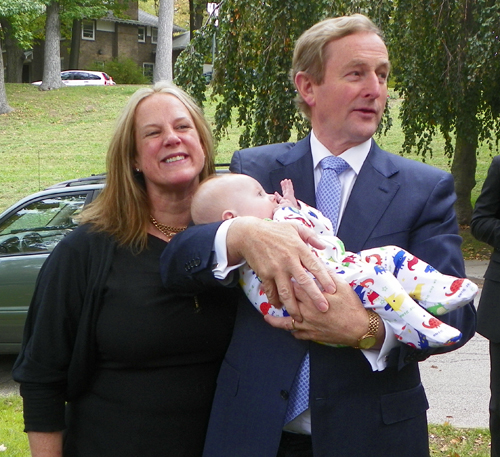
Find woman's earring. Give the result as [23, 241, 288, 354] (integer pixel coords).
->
[135, 168, 141, 172]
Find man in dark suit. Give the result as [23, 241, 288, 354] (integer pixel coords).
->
[161, 14, 476, 457]
[471, 156, 500, 457]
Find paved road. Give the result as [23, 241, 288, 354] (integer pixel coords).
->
[421, 260, 490, 429]
[0, 260, 492, 429]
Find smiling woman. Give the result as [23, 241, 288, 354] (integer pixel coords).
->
[133, 93, 207, 218]
[12, 81, 237, 457]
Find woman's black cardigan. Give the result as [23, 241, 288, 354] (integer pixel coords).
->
[13, 224, 116, 432]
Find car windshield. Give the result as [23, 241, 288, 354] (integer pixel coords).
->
[0, 194, 87, 255]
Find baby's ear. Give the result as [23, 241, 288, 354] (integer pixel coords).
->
[222, 209, 238, 220]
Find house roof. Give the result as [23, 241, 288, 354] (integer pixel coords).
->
[173, 32, 190, 51]
[101, 9, 185, 34]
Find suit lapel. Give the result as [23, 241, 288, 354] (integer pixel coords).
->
[338, 142, 401, 252]
[266, 138, 401, 252]
[269, 136, 316, 206]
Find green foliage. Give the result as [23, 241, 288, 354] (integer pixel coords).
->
[0, 0, 45, 48]
[92, 58, 151, 85]
[174, 0, 394, 149]
[390, 0, 500, 159]
[174, 21, 216, 106]
[58, 0, 126, 22]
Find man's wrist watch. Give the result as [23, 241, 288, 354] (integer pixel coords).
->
[354, 310, 380, 350]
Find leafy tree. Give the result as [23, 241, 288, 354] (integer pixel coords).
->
[175, 0, 392, 148]
[153, 0, 174, 82]
[0, 0, 45, 112]
[37, 0, 127, 91]
[389, 0, 500, 224]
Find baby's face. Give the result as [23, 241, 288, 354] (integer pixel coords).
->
[236, 176, 278, 219]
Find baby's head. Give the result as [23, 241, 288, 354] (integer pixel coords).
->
[191, 174, 278, 224]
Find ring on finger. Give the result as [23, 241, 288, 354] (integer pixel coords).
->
[291, 318, 296, 330]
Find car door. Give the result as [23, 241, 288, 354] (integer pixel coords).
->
[0, 191, 94, 353]
[86, 73, 103, 85]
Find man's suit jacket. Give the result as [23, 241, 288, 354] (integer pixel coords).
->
[161, 137, 476, 457]
[471, 155, 500, 342]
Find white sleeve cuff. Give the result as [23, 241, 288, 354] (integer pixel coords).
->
[361, 319, 399, 371]
[213, 219, 246, 281]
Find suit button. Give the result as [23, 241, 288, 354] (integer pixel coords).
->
[280, 390, 289, 400]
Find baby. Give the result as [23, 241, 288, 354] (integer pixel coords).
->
[191, 174, 478, 349]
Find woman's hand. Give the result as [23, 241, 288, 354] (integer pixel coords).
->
[226, 217, 336, 321]
[264, 277, 385, 348]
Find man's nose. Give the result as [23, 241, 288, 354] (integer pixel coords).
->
[363, 72, 383, 98]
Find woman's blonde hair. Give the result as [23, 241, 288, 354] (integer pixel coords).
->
[291, 14, 385, 120]
[80, 81, 215, 252]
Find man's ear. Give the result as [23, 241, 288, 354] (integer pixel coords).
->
[222, 210, 238, 220]
[295, 71, 316, 107]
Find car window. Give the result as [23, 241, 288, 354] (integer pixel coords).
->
[87, 73, 101, 80]
[0, 194, 87, 255]
[61, 72, 73, 80]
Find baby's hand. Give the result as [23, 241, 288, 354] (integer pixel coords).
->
[280, 179, 299, 208]
[274, 193, 299, 213]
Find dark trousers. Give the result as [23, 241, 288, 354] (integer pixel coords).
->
[277, 431, 313, 457]
[490, 342, 500, 457]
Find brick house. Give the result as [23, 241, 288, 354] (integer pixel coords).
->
[25, 2, 187, 83]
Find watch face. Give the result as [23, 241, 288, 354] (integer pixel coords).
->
[359, 336, 377, 350]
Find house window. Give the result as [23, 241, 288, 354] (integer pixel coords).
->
[82, 20, 95, 40]
[143, 63, 154, 81]
[138, 26, 146, 43]
[151, 28, 158, 44]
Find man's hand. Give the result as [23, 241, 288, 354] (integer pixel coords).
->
[226, 217, 336, 321]
[264, 277, 385, 348]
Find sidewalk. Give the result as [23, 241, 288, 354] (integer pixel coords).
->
[421, 259, 490, 429]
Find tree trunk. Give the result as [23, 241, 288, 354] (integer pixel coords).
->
[69, 19, 81, 70]
[40, 1, 65, 91]
[189, 0, 204, 37]
[1, 20, 24, 83]
[450, 130, 477, 226]
[0, 40, 14, 114]
[153, 0, 174, 83]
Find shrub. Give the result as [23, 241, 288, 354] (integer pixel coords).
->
[92, 58, 150, 85]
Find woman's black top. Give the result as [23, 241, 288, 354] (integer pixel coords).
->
[13, 225, 237, 456]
